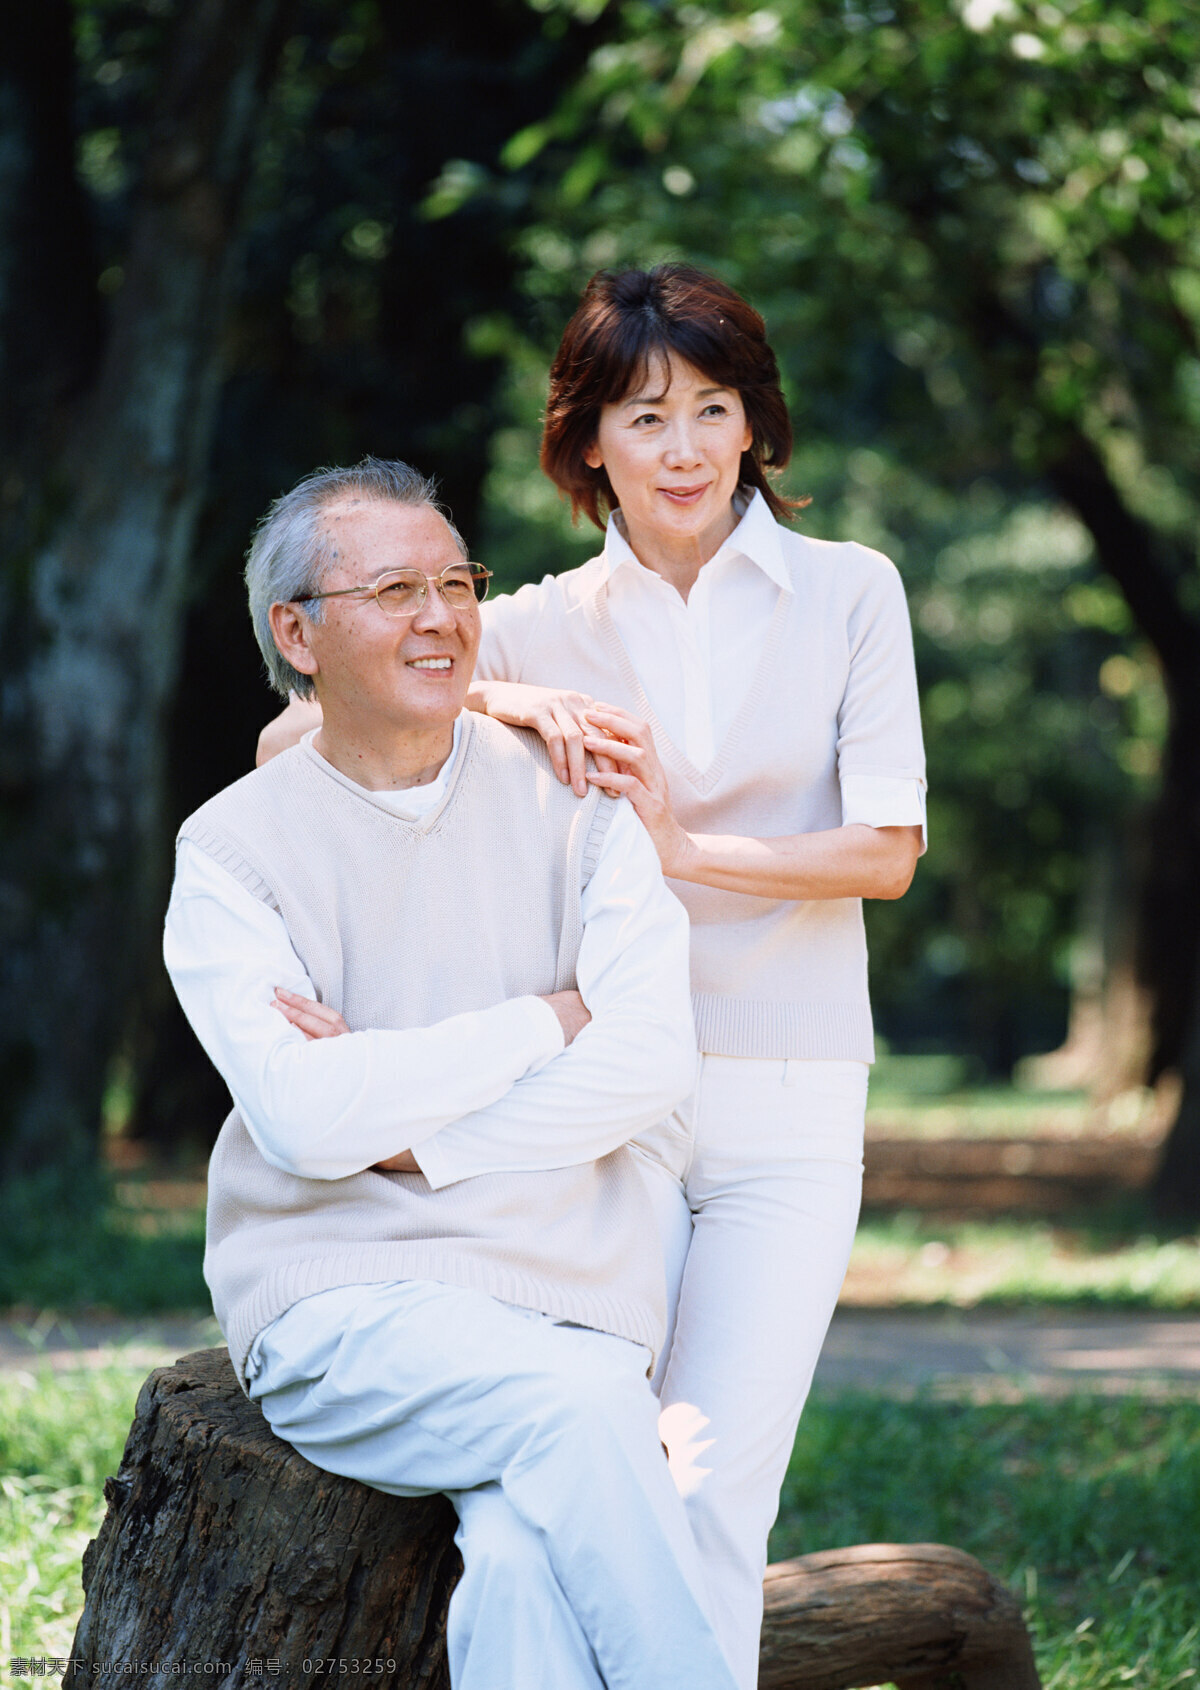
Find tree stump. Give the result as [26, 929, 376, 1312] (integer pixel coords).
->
[69, 1348, 1042, 1690]
[68, 1349, 460, 1687]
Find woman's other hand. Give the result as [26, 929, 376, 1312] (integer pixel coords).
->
[581, 706, 692, 877]
[469, 680, 619, 797]
[271, 987, 419, 1173]
[257, 696, 323, 766]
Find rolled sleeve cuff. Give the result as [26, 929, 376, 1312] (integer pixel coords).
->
[840, 772, 927, 852]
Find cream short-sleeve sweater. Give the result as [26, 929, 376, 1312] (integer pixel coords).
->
[477, 524, 926, 1062]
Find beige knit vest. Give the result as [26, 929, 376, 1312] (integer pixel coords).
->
[181, 712, 663, 1385]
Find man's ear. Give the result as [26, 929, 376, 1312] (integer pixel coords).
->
[268, 601, 320, 684]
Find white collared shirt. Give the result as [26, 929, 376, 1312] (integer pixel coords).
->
[600, 490, 787, 774]
[484, 489, 925, 839]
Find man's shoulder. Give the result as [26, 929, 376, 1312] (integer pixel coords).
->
[179, 743, 311, 840]
[465, 710, 560, 778]
[463, 712, 604, 830]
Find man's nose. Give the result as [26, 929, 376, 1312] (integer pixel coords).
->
[410, 576, 459, 631]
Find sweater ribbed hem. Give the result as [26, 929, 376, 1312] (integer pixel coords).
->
[219, 1245, 664, 1392]
[692, 995, 875, 1061]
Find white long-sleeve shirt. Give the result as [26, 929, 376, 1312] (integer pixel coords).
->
[164, 735, 694, 1190]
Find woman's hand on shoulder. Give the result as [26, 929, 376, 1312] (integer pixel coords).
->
[581, 706, 693, 878]
[469, 680, 601, 797]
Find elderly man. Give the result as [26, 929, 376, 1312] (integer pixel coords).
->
[164, 458, 734, 1690]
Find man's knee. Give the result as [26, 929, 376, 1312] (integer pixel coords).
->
[527, 1346, 651, 1453]
[456, 1492, 553, 1593]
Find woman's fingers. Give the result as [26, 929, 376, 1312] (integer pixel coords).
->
[586, 770, 639, 798]
[582, 733, 645, 771]
[272, 988, 350, 1039]
[532, 694, 594, 793]
[583, 705, 650, 744]
[550, 702, 590, 796]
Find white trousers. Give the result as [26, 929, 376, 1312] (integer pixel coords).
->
[642, 1055, 868, 1690]
[247, 1279, 736, 1690]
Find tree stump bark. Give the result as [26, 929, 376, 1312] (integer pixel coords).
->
[68, 1348, 460, 1687]
[68, 1348, 1042, 1690]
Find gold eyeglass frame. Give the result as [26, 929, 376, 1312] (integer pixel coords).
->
[294, 562, 492, 617]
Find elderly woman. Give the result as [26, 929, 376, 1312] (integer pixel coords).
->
[263, 264, 925, 1687]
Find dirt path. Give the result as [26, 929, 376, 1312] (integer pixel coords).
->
[4, 1307, 1199, 1397]
[815, 1306, 1200, 1397]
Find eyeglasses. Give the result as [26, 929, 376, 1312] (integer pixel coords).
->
[294, 562, 492, 619]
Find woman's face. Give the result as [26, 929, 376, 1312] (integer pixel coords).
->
[584, 351, 752, 557]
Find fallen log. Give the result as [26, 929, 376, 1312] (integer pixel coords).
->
[760, 1542, 1042, 1689]
[68, 1348, 1042, 1690]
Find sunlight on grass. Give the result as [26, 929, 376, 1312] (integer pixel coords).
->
[866, 1053, 1169, 1143]
[844, 1213, 1200, 1309]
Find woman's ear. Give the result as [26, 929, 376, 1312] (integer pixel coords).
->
[583, 440, 604, 470]
[268, 601, 320, 683]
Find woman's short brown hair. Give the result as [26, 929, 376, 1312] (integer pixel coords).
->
[540, 264, 800, 531]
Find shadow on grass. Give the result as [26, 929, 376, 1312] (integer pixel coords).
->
[0, 1165, 207, 1313]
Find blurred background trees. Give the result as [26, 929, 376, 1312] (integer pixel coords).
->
[2, 0, 1198, 1209]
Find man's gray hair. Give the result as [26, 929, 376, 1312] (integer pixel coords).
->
[244, 457, 468, 699]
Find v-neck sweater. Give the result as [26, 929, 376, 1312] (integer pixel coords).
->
[478, 526, 926, 1061]
[179, 711, 665, 1383]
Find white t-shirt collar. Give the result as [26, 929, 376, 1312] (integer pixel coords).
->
[304, 712, 463, 821]
[598, 487, 791, 594]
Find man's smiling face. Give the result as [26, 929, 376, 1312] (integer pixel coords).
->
[302, 499, 480, 735]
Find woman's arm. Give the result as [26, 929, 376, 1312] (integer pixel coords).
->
[256, 695, 322, 765]
[667, 822, 922, 900]
[581, 705, 922, 901]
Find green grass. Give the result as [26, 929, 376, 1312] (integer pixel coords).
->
[772, 1390, 1200, 1689]
[0, 1168, 206, 1315]
[3, 1367, 1196, 1687]
[3, 1163, 1199, 1319]
[0, 1364, 142, 1664]
[865, 1052, 1162, 1140]
[844, 1210, 1200, 1309]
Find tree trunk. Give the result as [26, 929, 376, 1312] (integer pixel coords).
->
[69, 1348, 458, 1687]
[0, 0, 287, 1173]
[70, 1348, 1041, 1690]
[1048, 439, 1200, 1217]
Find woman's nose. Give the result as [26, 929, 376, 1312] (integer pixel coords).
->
[662, 419, 702, 467]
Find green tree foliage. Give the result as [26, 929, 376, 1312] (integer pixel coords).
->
[0, 0, 605, 1168]
[464, 0, 1200, 1197]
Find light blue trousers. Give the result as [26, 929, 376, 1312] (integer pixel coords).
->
[248, 1279, 736, 1690]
